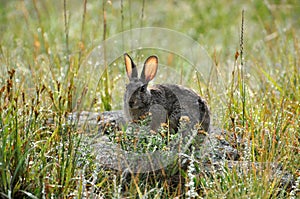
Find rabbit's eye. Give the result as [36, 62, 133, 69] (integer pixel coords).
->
[140, 84, 147, 92]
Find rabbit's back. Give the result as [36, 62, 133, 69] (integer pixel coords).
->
[149, 84, 210, 132]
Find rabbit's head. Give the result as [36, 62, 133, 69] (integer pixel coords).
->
[124, 53, 158, 120]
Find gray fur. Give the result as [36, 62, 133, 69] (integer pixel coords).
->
[124, 53, 210, 133]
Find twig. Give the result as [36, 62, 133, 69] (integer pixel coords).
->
[78, 0, 87, 64]
[102, 1, 112, 111]
[63, 0, 70, 57]
[140, 0, 145, 28]
[240, 10, 246, 129]
[121, 0, 124, 50]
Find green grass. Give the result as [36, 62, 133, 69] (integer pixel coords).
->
[0, 0, 299, 198]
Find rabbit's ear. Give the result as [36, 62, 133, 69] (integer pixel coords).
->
[124, 53, 138, 80]
[141, 55, 158, 83]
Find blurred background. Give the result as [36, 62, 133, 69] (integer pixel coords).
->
[0, 0, 299, 128]
[0, 1, 299, 198]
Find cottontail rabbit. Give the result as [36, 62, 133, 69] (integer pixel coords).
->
[124, 53, 210, 133]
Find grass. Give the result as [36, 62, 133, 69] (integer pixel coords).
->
[0, 0, 299, 198]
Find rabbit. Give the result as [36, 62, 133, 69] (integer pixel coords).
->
[123, 53, 210, 134]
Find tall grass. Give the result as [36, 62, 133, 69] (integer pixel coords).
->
[0, 0, 299, 198]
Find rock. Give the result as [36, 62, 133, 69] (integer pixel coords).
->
[199, 126, 240, 162]
[67, 110, 125, 133]
[71, 110, 295, 191]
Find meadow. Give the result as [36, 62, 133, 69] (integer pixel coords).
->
[0, 0, 299, 198]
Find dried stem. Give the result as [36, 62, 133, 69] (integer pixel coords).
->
[240, 9, 246, 129]
[78, 0, 88, 64]
[63, 0, 70, 57]
[140, 0, 145, 28]
[102, 1, 112, 111]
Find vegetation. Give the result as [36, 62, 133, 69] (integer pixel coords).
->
[0, 0, 299, 198]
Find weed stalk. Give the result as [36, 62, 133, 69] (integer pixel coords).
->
[101, 1, 112, 111]
[240, 9, 246, 129]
